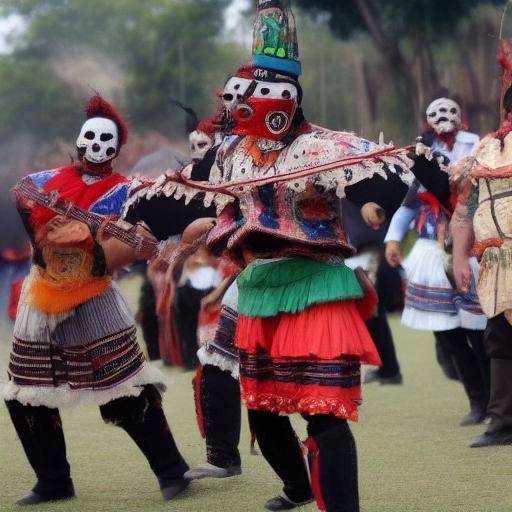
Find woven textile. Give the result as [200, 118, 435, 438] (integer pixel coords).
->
[9, 326, 144, 391]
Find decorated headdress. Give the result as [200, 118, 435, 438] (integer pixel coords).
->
[85, 95, 128, 146]
[498, 39, 512, 123]
[252, 0, 301, 78]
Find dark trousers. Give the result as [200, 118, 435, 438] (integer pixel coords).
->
[366, 260, 401, 378]
[200, 364, 241, 468]
[6, 385, 188, 497]
[248, 410, 359, 512]
[434, 329, 490, 410]
[174, 283, 213, 370]
[484, 314, 512, 430]
[366, 313, 400, 378]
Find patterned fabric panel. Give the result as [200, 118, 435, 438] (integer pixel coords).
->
[207, 305, 238, 361]
[239, 351, 361, 388]
[28, 169, 59, 188]
[89, 183, 129, 216]
[9, 326, 144, 390]
[405, 282, 483, 315]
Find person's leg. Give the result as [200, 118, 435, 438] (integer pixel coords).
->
[471, 314, 512, 447]
[435, 336, 460, 380]
[365, 312, 401, 381]
[185, 364, 241, 479]
[248, 409, 312, 510]
[100, 384, 189, 500]
[304, 414, 359, 512]
[5, 400, 75, 505]
[434, 329, 487, 425]
[464, 329, 490, 407]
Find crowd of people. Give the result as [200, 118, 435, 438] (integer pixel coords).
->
[2, 1, 512, 511]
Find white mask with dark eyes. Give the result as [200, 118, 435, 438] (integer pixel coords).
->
[189, 129, 214, 162]
[222, 77, 253, 112]
[251, 81, 298, 101]
[76, 117, 119, 164]
[426, 98, 462, 135]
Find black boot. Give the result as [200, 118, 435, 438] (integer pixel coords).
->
[100, 385, 189, 500]
[185, 365, 242, 480]
[306, 415, 360, 512]
[248, 410, 312, 507]
[471, 357, 512, 447]
[5, 400, 75, 505]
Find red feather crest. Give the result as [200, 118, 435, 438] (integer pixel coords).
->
[85, 95, 128, 146]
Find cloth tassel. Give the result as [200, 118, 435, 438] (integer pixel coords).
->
[303, 438, 326, 511]
[192, 367, 205, 439]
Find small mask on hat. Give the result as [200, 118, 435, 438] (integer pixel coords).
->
[76, 117, 119, 164]
[222, 77, 253, 113]
[426, 98, 461, 135]
[189, 129, 214, 162]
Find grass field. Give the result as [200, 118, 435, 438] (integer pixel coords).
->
[1, 275, 511, 512]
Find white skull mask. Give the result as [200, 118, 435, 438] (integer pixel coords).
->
[222, 77, 253, 113]
[76, 117, 119, 164]
[426, 98, 462, 135]
[189, 129, 214, 162]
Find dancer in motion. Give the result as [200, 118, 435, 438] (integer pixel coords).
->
[124, 2, 420, 510]
[385, 97, 490, 427]
[3, 96, 190, 505]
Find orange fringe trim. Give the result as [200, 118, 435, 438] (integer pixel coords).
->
[472, 238, 503, 260]
[28, 275, 111, 314]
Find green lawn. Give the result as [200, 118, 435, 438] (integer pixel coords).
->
[0, 275, 510, 512]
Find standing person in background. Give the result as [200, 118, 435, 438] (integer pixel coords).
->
[343, 174, 407, 385]
[452, 39, 512, 447]
[385, 97, 490, 427]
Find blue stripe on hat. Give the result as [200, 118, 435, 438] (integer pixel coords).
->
[253, 54, 302, 77]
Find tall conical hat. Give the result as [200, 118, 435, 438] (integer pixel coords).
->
[252, 0, 301, 77]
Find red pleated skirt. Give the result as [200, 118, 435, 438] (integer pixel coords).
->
[236, 299, 381, 421]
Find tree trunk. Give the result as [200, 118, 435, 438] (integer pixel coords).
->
[355, 0, 421, 128]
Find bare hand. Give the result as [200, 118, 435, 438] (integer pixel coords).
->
[361, 202, 386, 230]
[453, 257, 471, 293]
[385, 241, 402, 268]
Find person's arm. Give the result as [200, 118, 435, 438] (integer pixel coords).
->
[451, 180, 477, 293]
[383, 205, 417, 267]
[124, 146, 220, 241]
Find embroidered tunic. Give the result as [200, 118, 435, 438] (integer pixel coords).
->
[463, 132, 512, 317]
[3, 164, 163, 409]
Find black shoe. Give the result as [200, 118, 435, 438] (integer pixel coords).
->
[264, 495, 313, 511]
[470, 426, 512, 448]
[15, 490, 75, 506]
[460, 406, 487, 427]
[379, 373, 403, 385]
[160, 478, 189, 500]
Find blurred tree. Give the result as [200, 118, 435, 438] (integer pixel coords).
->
[296, 0, 505, 129]
[0, 0, 241, 137]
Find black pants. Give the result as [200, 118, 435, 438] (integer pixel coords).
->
[366, 260, 401, 378]
[484, 314, 512, 430]
[433, 329, 489, 410]
[249, 410, 359, 512]
[174, 283, 213, 370]
[139, 276, 160, 361]
[366, 313, 400, 378]
[200, 364, 241, 468]
[6, 385, 188, 497]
